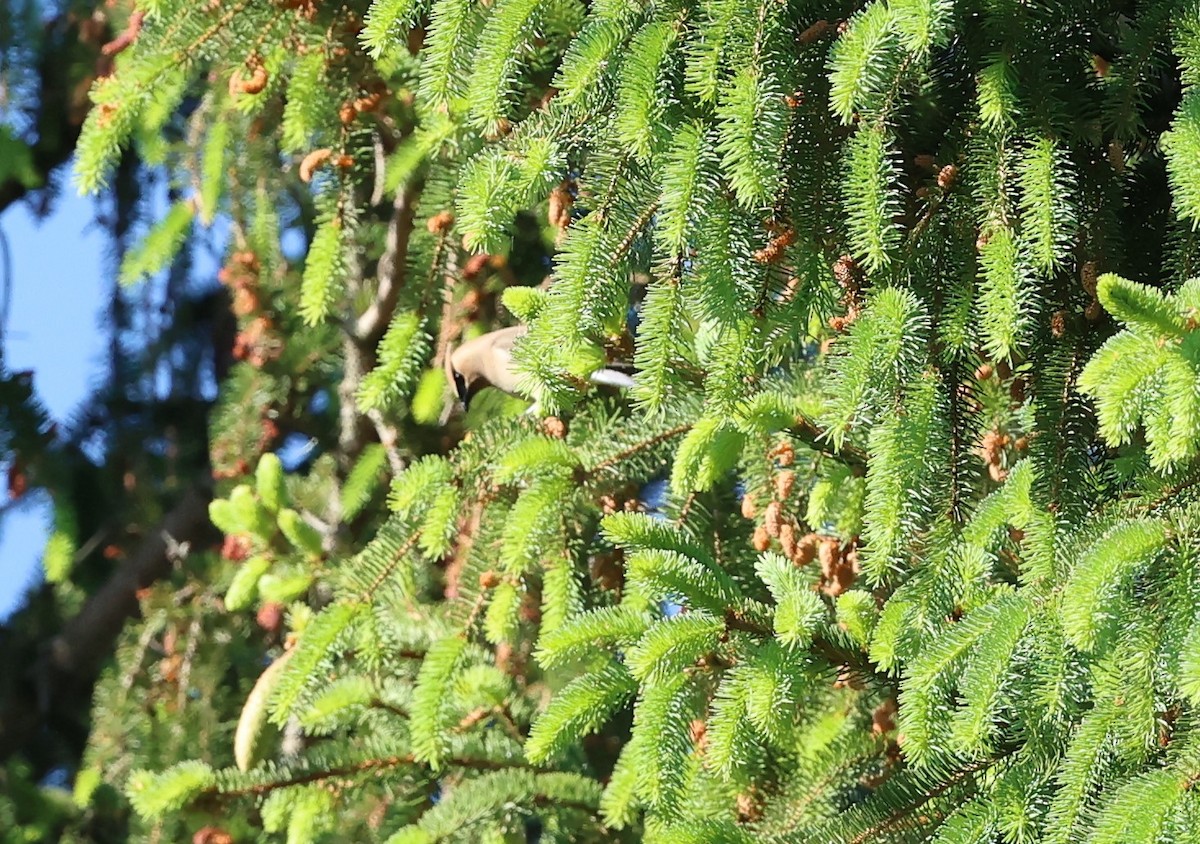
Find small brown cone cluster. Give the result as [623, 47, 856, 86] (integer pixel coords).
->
[765, 507, 807, 563]
[818, 538, 859, 596]
[778, 521, 798, 559]
[764, 500, 784, 538]
[220, 251, 281, 368]
[219, 250, 260, 287]
[1080, 261, 1104, 322]
[540, 416, 567, 439]
[752, 524, 771, 552]
[791, 531, 821, 567]
[1080, 261, 1098, 298]
[753, 223, 796, 264]
[277, 0, 319, 21]
[7, 459, 28, 500]
[769, 439, 795, 467]
[427, 210, 455, 235]
[256, 602, 284, 633]
[101, 9, 145, 57]
[774, 469, 796, 500]
[750, 438, 826, 564]
[978, 429, 1011, 482]
[229, 55, 268, 97]
[735, 788, 765, 823]
[937, 163, 958, 190]
[912, 155, 957, 191]
[1050, 309, 1068, 338]
[94, 101, 121, 130]
[461, 252, 492, 281]
[829, 255, 863, 332]
[221, 534, 252, 562]
[872, 698, 898, 736]
[193, 828, 234, 844]
[259, 417, 281, 452]
[598, 492, 642, 515]
[799, 19, 830, 43]
[590, 548, 625, 593]
[548, 182, 574, 230]
[159, 652, 183, 686]
[832, 254, 860, 291]
[298, 149, 352, 183]
[219, 251, 262, 317]
[353, 82, 388, 115]
[298, 148, 331, 183]
[232, 315, 280, 368]
[740, 493, 757, 520]
[755, 472, 827, 568]
[212, 458, 250, 481]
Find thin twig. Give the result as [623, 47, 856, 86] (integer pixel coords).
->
[787, 414, 869, 472]
[589, 424, 691, 475]
[845, 756, 995, 844]
[366, 407, 405, 475]
[209, 753, 545, 798]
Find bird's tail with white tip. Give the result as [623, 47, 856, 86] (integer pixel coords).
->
[588, 368, 636, 389]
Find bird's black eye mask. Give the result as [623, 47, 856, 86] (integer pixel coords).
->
[452, 370, 470, 409]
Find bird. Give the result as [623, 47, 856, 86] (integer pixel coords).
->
[445, 325, 634, 412]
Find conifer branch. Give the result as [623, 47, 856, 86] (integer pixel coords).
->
[369, 699, 411, 718]
[783, 742, 891, 825]
[209, 753, 545, 798]
[612, 201, 660, 263]
[845, 755, 999, 844]
[787, 415, 869, 472]
[53, 0, 1200, 838]
[357, 530, 421, 603]
[722, 608, 886, 686]
[589, 424, 691, 475]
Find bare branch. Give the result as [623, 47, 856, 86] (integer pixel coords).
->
[47, 483, 216, 675]
[355, 184, 420, 343]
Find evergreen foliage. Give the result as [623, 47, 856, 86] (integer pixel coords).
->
[34, 0, 1200, 839]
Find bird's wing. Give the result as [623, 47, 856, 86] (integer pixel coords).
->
[481, 326, 527, 392]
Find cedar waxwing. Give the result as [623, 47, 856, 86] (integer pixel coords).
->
[446, 325, 634, 410]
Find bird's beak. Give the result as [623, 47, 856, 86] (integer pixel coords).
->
[444, 347, 470, 410]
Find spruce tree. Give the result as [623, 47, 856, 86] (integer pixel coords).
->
[60, 0, 1200, 840]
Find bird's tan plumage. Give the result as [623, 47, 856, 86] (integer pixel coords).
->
[447, 325, 528, 407]
[445, 324, 633, 411]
